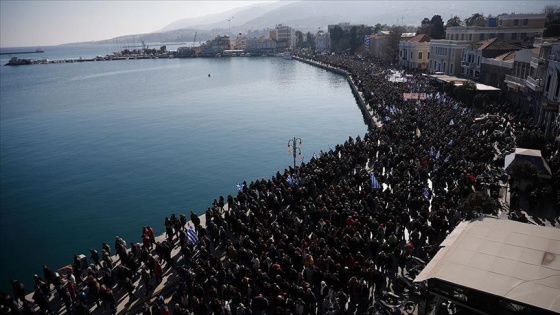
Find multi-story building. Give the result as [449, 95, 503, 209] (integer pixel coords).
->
[542, 42, 560, 137]
[398, 34, 431, 70]
[315, 30, 330, 53]
[199, 35, 231, 56]
[246, 36, 277, 55]
[504, 47, 539, 108]
[429, 13, 545, 75]
[480, 51, 515, 91]
[273, 24, 296, 51]
[461, 38, 520, 79]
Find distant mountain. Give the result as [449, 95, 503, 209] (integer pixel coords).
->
[93, 0, 557, 45]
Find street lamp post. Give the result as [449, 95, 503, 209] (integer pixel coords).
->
[287, 137, 303, 169]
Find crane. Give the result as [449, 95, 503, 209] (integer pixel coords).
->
[192, 32, 197, 48]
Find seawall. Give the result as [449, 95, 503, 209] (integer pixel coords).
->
[293, 56, 380, 130]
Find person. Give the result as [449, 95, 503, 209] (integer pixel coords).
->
[11, 280, 26, 305]
[142, 267, 154, 296]
[89, 249, 101, 267]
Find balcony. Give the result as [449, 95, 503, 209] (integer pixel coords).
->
[461, 61, 476, 69]
[525, 76, 543, 92]
[504, 74, 526, 88]
[530, 57, 546, 69]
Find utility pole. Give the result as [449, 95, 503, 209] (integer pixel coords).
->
[287, 137, 303, 169]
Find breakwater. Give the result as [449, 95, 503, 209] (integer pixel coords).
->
[293, 56, 380, 130]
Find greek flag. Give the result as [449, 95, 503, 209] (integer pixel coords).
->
[423, 187, 430, 200]
[287, 175, 294, 186]
[313, 152, 318, 159]
[435, 150, 441, 159]
[187, 227, 198, 244]
[448, 139, 454, 146]
[364, 35, 371, 49]
[236, 182, 245, 192]
[429, 147, 435, 157]
[370, 173, 382, 191]
[449, 119, 455, 126]
[462, 108, 468, 115]
[444, 154, 451, 162]
[453, 103, 458, 110]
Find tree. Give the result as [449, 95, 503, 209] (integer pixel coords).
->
[159, 45, 167, 53]
[510, 161, 539, 181]
[446, 15, 463, 27]
[515, 130, 548, 152]
[454, 80, 477, 105]
[373, 23, 383, 34]
[329, 25, 344, 53]
[461, 191, 498, 218]
[416, 16, 445, 39]
[543, 5, 560, 37]
[430, 15, 446, 39]
[305, 32, 316, 51]
[417, 18, 432, 36]
[382, 26, 404, 63]
[465, 13, 487, 27]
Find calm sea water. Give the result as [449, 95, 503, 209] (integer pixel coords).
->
[0, 44, 367, 292]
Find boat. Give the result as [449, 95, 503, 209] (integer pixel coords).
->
[35, 47, 44, 53]
[5, 57, 33, 66]
[277, 52, 292, 60]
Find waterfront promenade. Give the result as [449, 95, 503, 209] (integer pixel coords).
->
[3, 55, 558, 315]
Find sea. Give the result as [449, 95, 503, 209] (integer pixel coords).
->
[0, 44, 367, 293]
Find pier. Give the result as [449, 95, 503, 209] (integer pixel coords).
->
[0, 50, 44, 55]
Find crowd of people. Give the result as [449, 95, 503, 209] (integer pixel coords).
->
[1, 54, 558, 315]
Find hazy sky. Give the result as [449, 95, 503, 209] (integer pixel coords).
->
[0, 1, 269, 48]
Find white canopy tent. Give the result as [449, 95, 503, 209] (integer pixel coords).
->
[504, 148, 552, 179]
[415, 218, 560, 313]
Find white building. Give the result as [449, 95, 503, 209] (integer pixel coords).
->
[429, 13, 545, 75]
[542, 42, 560, 137]
[273, 24, 296, 50]
[399, 34, 431, 70]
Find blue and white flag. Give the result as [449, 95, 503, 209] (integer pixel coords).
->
[462, 107, 468, 115]
[423, 187, 430, 200]
[187, 227, 199, 244]
[444, 154, 451, 163]
[449, 119, 455, 126]
[453, 103, 458, 110]
[287, 175, 294, 186]
[313, 152, 318, 159]
[448, 139, 454, 146]
[370, 173, 382, 191]
[429, 147, 435, 157]
[435, 150, 441, 159]
[236, 182, 244, 192]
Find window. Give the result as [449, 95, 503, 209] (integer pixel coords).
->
[546, 75, 551, 93]
[418, 52, 423, 60]
[477, 56, 480, 65]
[410, 51, 413, 59]
[498, 33, 504, 40]
[480, 34, 485, 40]
[523, 19, 528, 26]
[521, 33, 527, 40]
[512, 33, 517, 40]
[469, 34, 472, 41]
[450, 64, 454, 74]
[443, 62, 446, 72]
[489, 33, 495, 39]
[514, 19, 519, 26]
[427, 52, 430, 59]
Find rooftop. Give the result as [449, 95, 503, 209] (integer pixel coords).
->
[415, 218, 560, 313]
